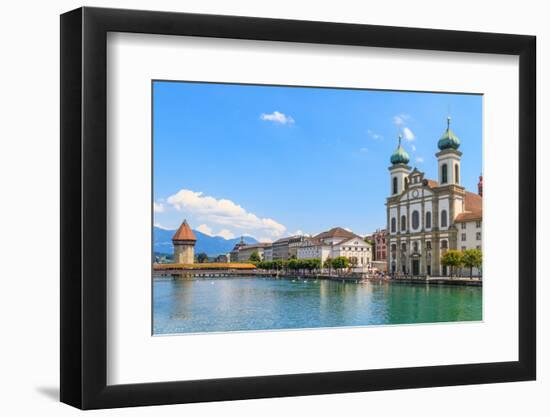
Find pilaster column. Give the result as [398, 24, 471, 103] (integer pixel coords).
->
[432, 196, 441, 276]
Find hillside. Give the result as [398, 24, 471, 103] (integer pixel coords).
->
[153, 226, 258, 256]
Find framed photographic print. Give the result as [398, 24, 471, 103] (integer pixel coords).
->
[60, 6, 536, 409]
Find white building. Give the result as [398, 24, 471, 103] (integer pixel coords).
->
[386, 117, 482, 277]
[297, 227, 372, 269]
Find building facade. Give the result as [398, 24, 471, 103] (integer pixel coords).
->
[237, 243, 272, 262]
[386, 118, 482, 277]
[172, 219, 197, 264]
[229, 237, 247, 262]
[263, 246, 273, 261]
[214, 254, 229, 263]
[297, 227, 372, 269]
[272, 235, 306, 260]
[368, 229, 387, 262]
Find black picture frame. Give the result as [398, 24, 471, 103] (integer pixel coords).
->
[60, 6, 536, 410]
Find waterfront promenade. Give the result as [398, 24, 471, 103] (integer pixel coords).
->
[153, 263, 482, 286]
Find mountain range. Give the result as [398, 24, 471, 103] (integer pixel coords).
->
[153, 226, 258, 256]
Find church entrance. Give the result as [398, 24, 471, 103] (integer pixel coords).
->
[412, 259, 420, 276]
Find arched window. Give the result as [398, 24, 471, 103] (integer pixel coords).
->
[392, 177, 398, 194]
[401, 215, 406, 231]
[391, 217, 396, 233]
[441, 209, 448, 228]
[425, 211, 432, 229]
[412, 210, 419, 230]
[455, 164, 459, 184]
[441, 163, 448, 184]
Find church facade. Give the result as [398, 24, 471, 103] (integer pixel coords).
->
[386, 117, 482, 277]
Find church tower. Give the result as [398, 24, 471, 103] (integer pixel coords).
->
[436, 116, 462, 185]
[478, 174, 483, 196]
[388, 134, 410, 195]
[172, 219, 197, 264]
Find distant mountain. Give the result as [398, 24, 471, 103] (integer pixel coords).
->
[153, 226, 258, 256]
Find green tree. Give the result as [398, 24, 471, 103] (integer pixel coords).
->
[462, 249, 482, 279]
[309, 258, 321, 273]
[441, 250, 463, 278]
[197, 252, 209, 263]
[324, 257, 332, 274]
[287, 258, 299, 272]
[274, 259, 284, 272]
[249, 250, 261, 263]
[331, 256, 350, 273]
[257, 260, 270, 270]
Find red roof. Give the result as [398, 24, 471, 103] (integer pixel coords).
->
[314, 227, 358, 240]
[172, 220, 197, 241]
[455, 192, 483, 222]
[425, 179, 439, 188]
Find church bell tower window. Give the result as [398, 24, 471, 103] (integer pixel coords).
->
[441, 163, 448, 184]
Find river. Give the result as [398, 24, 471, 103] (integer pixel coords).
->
[153, 276, 482, 335]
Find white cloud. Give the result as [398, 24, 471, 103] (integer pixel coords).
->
[153, 202, 165, 213]
[166, 189, 287, 239]
[197, 224, 237, 240]
[359, 147, 368, 153]
[367, 129, 383, 140]
[415, 156, 425, 163]
[154, 222, 171, 230]
[260, 111, 295, 125]
[411, 144, 417, 152]
[217, 229, 235, 240]
[403, 127, 415, 142]
[196, 224, 213, 236]
[393, 114, 411, 126]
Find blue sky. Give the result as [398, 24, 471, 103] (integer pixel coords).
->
[153, 81, 482, 241]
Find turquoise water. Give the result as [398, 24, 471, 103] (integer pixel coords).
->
[153, 277, 482, 335]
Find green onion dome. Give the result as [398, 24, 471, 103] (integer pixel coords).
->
[438, 116, 460, 150]
[390, 134, 410, 165]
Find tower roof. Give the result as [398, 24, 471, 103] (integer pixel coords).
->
[172, 219, 197, 242]
[390, 134, 410, 165]
[438, 116, 461, 151]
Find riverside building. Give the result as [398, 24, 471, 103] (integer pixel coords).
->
[386, 117, 482, 277]
[297, 227, 372, 269]
[236, 243, 272, 262]
[272, 235, 306, 260]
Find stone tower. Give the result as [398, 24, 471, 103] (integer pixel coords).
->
[172, 219, 197, 264]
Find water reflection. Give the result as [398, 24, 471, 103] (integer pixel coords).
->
[153, 277, 482, 335]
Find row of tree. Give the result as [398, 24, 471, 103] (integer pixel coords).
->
[440, 248, 483, 278]
[256, 256, 352, 274]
